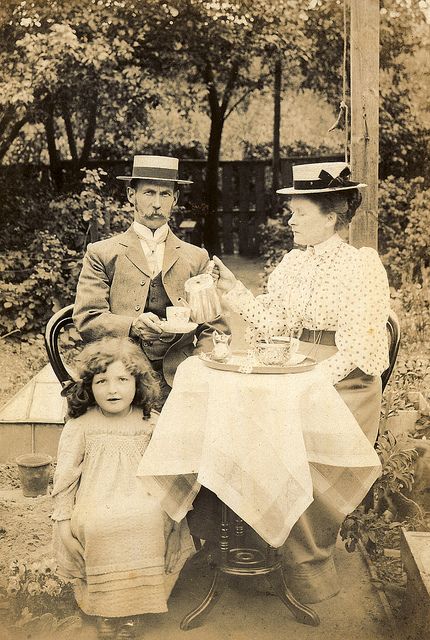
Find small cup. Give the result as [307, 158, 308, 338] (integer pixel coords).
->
[255, 342, 289, 366]
[271, 336, 300, 357]
[166, 306, 191, 324]
[255, 337, 300, 366]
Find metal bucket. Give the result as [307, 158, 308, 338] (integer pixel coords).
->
[16, 453, 52, 497]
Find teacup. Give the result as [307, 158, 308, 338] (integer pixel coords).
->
[271, 336, 300, 357]
[255, 337, 299, 366]
[255, 342, 289, 366]
[166, 306, 191, 324]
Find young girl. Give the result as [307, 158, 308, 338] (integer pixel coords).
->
[51, 337, 194, 639]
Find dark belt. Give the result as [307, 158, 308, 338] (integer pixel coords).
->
[300, 328, 336, 347]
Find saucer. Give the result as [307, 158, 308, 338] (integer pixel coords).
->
[160, 320, 198, 334]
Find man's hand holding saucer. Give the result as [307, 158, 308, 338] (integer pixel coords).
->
[131, 312, 175, 341]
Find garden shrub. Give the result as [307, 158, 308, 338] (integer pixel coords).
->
[257, 210, 294, 286]
[379, 175, 430, 287]
[0, 171, 55, 251]
[340, 432, 427, 558]
[242, 141, 337, 160]
[0, 231, 81, 336]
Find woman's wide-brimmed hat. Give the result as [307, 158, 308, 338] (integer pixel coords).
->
[116, 155, 193, 184]
[277, 161, 367, 195]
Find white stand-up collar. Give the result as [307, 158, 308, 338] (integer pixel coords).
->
[133, 221, 169, 243]
[306, 233, 344, 256]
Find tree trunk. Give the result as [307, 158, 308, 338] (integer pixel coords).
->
[62, 102, 79, 176]
[80, 94, 98, 164]
[272, 56, 282, 193]
[204, 110, 223, 255]
[0, 115, 28, 162]
[44, 100, 63, 189]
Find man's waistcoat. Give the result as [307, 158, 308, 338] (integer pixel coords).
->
[140, 272, 173, 361]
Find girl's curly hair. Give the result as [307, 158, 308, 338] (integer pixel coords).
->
[64, 337, 160, 420]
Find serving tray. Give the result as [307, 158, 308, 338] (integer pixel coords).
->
[199, 350, 316, 374]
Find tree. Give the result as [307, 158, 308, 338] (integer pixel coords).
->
[0, 0, 160, 183]
[298, 0, 430, 178]
[134, 0, 311, 253]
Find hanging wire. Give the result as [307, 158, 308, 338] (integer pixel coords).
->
[342, 0, 349, 163]
[328, 0, 349, 163]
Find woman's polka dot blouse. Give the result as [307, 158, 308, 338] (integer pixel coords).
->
[223, 233, 391, 385]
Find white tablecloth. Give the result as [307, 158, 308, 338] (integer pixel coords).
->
[137, 356, 381, 547]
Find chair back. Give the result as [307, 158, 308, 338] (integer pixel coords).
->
[381, 310, 401, 392]
[44, 304, 75, 384]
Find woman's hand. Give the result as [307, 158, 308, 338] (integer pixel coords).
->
[211, 256, 238, 294]
[58, 520, 85, 573]
[165, 524, 181, 574]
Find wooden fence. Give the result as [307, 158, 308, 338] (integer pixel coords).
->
[1, 154, 343, 255]
[179, 156, 343, 255]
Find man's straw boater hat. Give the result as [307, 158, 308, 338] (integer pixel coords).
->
[277, 161, 366, 195]
[116, 155, 193, 184]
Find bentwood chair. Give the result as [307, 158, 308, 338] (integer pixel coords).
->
[381, 310, 401, 392]
[44, 303, 75, 387]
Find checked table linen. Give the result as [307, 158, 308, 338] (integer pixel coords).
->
[137, 356, 381, 548]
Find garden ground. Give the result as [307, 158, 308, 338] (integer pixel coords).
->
[0, 480, 399, 640]
[0, 254, 422, 639]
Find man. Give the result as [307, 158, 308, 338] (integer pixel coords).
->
[73, 154, 229, 401]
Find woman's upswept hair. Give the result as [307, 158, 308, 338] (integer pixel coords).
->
[64, 337, 160, 420]
[294, 188, 363, 230]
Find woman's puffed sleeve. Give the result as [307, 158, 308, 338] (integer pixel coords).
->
[222, 254, 293, 336]
[319, 248, 390, 384]
[51, 419, 85, 521]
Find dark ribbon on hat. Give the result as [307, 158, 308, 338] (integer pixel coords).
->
[293, 167, 359, 190]
[130, 166, 179, 180]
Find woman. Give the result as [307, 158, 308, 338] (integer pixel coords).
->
[212, 161, 391, 604]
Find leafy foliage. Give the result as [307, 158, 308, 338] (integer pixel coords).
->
[0, 231, 80, 335]
[0, 168, 134, 337]
[340, 432, 421, 556]
[300, 0, 430, 179]
[0, 0, 160, 165]
[7, 611, 82, 640]
[242, 141, 336, 161]
[376, 432, 418, 495]
[379, 83, 430, 179]
[256, 211, 294, 285]
[379, 176, 430, 287]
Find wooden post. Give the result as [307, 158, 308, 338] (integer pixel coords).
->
[222, 164, 234, 254]
[349, 0, 379, 250]
[238, 162, 251, 255]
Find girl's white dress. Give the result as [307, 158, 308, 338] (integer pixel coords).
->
[52, 406, 194, 618]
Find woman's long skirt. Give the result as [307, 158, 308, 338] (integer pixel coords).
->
[278, 339, 382, 603]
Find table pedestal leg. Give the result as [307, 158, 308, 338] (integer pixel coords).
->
[180, 569, 229, 631]
[266, 565, 320, 626]
[180, 508, 320, 630]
